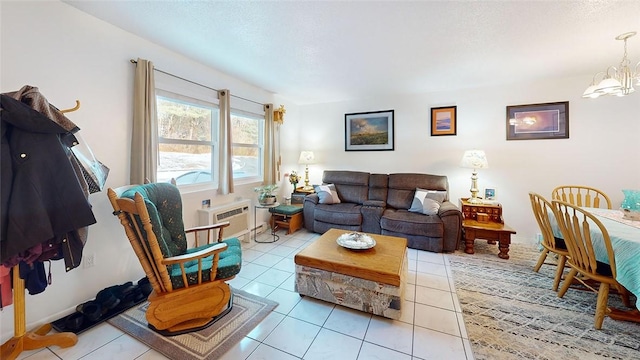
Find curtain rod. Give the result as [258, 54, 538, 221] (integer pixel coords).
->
[130, 59, 264, 106]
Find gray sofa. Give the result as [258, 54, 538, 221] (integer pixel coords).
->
[303, 170, 462, 252]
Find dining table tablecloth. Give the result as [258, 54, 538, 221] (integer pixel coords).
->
[550, 208, 640, 308]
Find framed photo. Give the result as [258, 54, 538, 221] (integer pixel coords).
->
[506, 101, 569, 140]
[484, 188, 496, 200]
[345, 110, 394, 151]
[430, 106, 457, 136]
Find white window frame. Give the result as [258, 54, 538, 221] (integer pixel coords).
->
[155, 87, 220, 191]
[230, 109, 264, 184]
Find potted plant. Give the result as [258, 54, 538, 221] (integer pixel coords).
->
[288, 171, 299, 190]
[254, 184, 278, 205]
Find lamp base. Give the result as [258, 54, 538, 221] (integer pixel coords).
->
[303, 165, 311, 190]
[468, 170, 482, 204]
[467, 197, 483, 204]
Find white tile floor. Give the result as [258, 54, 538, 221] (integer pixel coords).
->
[17, 229, 475, 360]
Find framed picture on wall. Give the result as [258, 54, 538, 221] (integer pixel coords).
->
[345, 110, 394, 151]
[506, 101, 569, 140]
[430, 106, 457, 136]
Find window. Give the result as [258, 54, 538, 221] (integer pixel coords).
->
[156, 90, 219, 186]
[154, 71, 267, 188]
[231, 111, 264, 181]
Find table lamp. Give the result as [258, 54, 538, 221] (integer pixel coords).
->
[298, 150, 315, 190]
[460, 150, 489, 204]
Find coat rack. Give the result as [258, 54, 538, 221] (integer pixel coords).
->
[0, 100, 81, 360]
[60, 100, 81, 114]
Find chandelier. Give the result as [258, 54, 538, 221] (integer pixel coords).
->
[582, 31, 640, 98]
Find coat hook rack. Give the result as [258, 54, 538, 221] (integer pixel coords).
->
[60, 100, 81, 113]
[1, 97, 82, 359]
[0, 269, 77, 359]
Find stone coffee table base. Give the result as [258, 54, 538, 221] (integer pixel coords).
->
[295, 261, 406, 320]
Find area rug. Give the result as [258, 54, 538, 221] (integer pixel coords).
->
[107, 288, 278, 360]
[447, 241, 640, 360]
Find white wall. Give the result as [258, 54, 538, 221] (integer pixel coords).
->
[2, 0, 639, 343]
[298, 79, 640, 244]
[0, 1, 278, 342]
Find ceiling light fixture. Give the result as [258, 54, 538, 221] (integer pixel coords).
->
[583, 31, 639, 98]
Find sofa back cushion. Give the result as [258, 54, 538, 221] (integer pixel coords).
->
[368, 173, 389, 202]
[322, 170, 370, 205]
[387, 173, 449, 210]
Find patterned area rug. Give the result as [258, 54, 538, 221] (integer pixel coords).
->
[107, 288, 277, 360]
[447, 241, 640, 360]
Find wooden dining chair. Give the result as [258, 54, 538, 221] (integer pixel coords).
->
[551, 185, 612, 209]
[529, 192, 569, 291]
[551, 200, 631, 329]
[107, 182, 242, 335]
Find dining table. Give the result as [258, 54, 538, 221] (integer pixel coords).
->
[549, 207, 640, 322]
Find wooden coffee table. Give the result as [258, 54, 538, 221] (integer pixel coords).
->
[294, 229, 407, 319]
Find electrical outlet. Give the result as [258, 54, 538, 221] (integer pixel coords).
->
[83, 253, 96, 268]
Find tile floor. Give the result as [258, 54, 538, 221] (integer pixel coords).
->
[17, 229, 475, 360]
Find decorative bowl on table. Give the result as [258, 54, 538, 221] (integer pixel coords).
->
[336, 232, 376, 250]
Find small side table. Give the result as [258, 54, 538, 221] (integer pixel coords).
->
[460, 198, 516, 259]
[254, 202, 280, 243]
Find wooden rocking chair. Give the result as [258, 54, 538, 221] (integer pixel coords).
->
[107, 183, 242, 335]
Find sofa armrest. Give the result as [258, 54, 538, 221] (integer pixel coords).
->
[304, 193, 319, 205]
[438, 201, 460, 217]
[303, 194, 320, 231]
[438, 201, 463, 252]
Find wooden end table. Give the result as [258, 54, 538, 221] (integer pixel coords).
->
[462, 219, 516, 259]
[460, 198, 516, 259]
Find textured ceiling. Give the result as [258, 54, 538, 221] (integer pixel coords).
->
[64, 1, 640, 104]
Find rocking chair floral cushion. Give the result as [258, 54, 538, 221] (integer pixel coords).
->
[120, 184, 242, 289]
[108, 182, 242, 334]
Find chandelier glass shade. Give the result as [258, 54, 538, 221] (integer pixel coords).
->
[582, 31, 639, 99]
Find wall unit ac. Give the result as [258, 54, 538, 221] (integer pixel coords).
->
[197, 199, 251, 242]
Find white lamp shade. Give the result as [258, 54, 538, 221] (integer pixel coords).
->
[460, 150, 489, 169]
[298, 151, 315, 164]
[596, 77, 623, 94]
[582, 84, 601, 98]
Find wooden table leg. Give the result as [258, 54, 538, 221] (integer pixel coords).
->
[464, 229, 475, 254]
[498, 233, 511, 259]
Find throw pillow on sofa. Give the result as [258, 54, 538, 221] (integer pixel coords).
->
[408, 188, 442, 215]
[315, 184, 341, 204]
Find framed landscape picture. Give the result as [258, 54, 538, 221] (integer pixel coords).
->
[345, 110, 394, 151]
[506, 101, 569, 140]
[431, 106, 457, 136]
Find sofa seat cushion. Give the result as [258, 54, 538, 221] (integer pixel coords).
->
[314, 203, 362, 226]
[381, 209, 443, 238]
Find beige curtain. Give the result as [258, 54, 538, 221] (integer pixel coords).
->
[263, 104, 277, 184]
[218, 89, 234, 194]
[130, 58, 158, 184]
